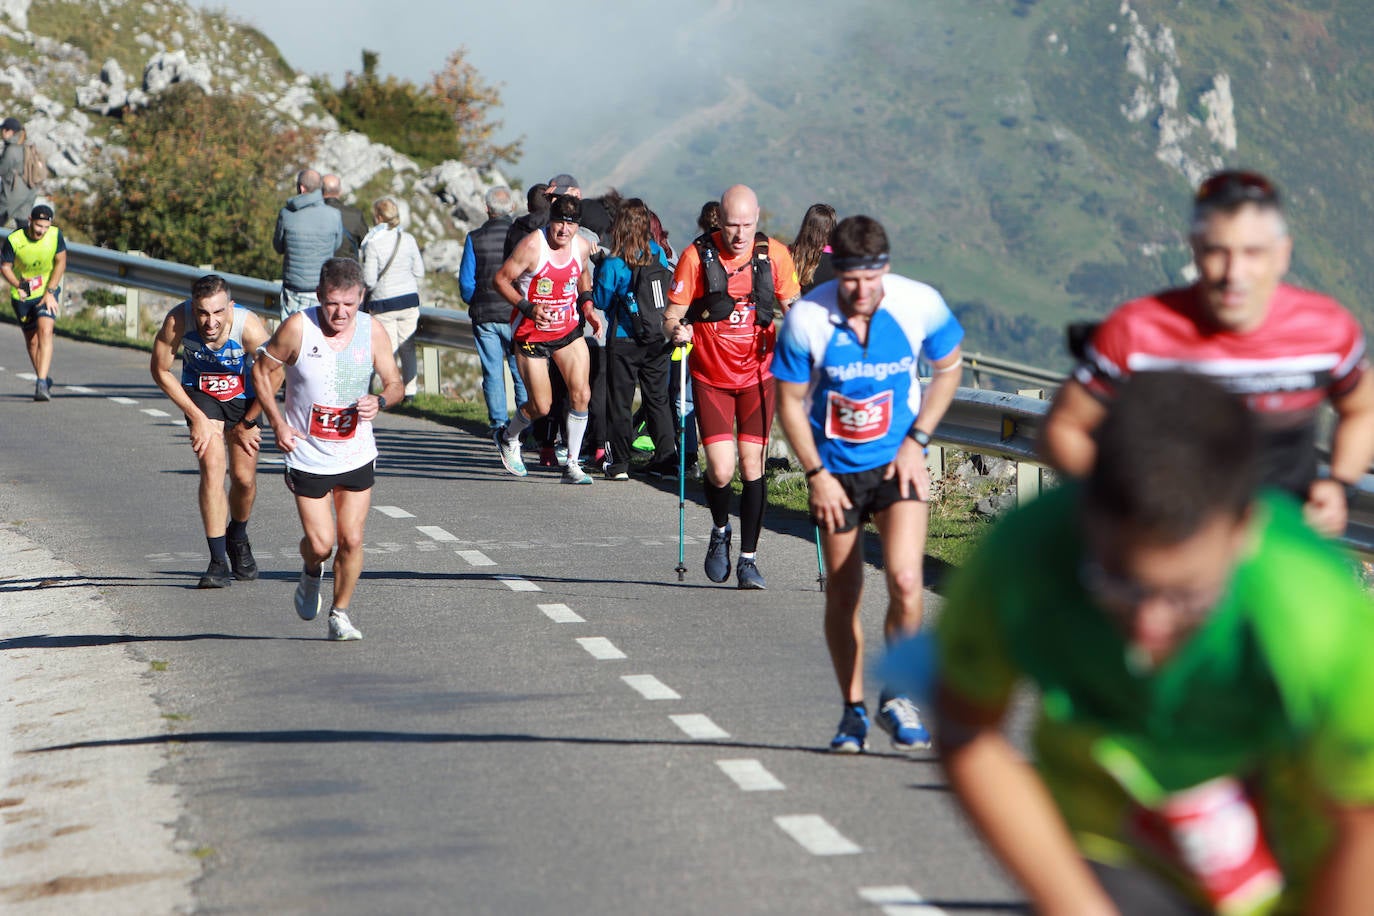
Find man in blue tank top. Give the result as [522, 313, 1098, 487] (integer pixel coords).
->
[151, 274, 272, 588]
[775, 215, 964, 754]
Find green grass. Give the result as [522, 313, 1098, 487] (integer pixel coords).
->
[149, 660, 169, 672]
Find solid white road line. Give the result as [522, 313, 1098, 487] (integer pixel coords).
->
[416, 525, 459, 542]
[497, 576, 541, 592]
[857, 886, 947, 915]
[669, 714, 730, 740]
[140, 408, 170, 418]
[538, 603, 584, 623]
[576, 637, 626, 660]
[373, 505, 415, 518]
[621, 675, 680, 700]
[773, 815, 861, 856]
[456, 549, 496, 566]
[108, 396, 138, 405]
[716, 759, 784, 791]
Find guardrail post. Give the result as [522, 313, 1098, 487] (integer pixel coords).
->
[422, 346, 440, 396]
[926, 444, 944, 481]
[125, 250, 143, 339]
[1016, 388, 1045, 505]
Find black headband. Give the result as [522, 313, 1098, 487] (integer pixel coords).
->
[831, 253, 890, 272]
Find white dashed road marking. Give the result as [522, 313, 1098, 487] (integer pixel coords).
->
[857, 886, 947, 915]
[539, 603, 584, 623]
[576, 637, 626, 660]
[497, 576, 541, 592]
[374, 505, 415, 519]
[621, 675, 680, 700]
[456, 550, 496, 566]
[669, 714, 730, 740]
[773, 815, 861, 856]
[416, 525, 459, 542]
[63, 385, 98, 394]
[108, 396, 138, 405]
[141, 408, 170, 418]
[716, 759, 784, 791]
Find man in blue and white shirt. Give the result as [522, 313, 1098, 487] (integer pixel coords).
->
[775, 215, 964, 755]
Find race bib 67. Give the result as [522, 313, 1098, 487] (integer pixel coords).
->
[309, 403, 359, 440]
[825, 390, 893, 443]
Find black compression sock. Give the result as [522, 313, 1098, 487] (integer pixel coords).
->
[846, 701, 867, 715]
[207, 535, 227, 563]
[227, 519, 248, 543]
[704, 478, 732, 529]
[740, 476, 766, 553]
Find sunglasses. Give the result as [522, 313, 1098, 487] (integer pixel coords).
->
[1194, 170, 1280, 208]
[1078, 559, 1226, 627]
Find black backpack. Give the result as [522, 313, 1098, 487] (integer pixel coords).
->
[623, 258, 674, 345]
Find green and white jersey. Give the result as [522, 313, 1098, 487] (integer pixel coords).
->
[938, 485, 1374, 911]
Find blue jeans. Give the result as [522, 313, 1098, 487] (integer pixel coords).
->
[473, 320, 527, 429]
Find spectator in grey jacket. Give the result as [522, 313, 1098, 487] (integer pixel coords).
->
[0, 117, 36, 230]
[361, 197, 424, 403]
[273, 169, 344, 319]
[322, 173, 369, 260]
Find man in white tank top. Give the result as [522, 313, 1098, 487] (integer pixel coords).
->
[253, 258, 403, 641]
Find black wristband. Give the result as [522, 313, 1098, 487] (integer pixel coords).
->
[377, 395, 387, 411]
[516, 298, 536, 319]
[805, 466, 826, 480]
[577, 291, 595, 308]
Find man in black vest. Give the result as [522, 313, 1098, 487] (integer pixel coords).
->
[322, 174, 369, 260]
[461, 186, 529, 433]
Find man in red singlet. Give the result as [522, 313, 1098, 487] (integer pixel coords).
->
[663, 184, 800, 589]
[492, 193, 601, 485]
[1043, 170, 1374, 537]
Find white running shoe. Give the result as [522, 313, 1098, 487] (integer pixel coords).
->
[561, 463, 593, 485]
[496, 429, 527, 477]
[328, 609, 362, 641]
[294, 568, 322, 621]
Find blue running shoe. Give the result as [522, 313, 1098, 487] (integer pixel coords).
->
[877, 694, 932, 750]
[830, 705, 869, 754]
[704, 524, 732, 583]
[736, 557, 766, 590]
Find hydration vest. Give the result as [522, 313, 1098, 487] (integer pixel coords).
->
[687, 231, 777, 328]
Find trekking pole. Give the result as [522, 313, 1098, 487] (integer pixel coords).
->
[813, 524, 826, 592]
[674, 346, 688, 582]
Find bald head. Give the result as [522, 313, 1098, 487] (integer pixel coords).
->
[296, 169, 322, 194]
[321, 173, 342, 198]
[719, 184, 760, 257]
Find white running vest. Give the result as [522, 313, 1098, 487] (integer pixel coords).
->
[283, 309, 378, 474]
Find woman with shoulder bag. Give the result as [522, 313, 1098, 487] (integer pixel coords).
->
[361, 197, 425, 404]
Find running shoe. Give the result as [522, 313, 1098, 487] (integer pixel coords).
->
[227, 538, 258, 581]
[876, 693, 933, 750]
[830, 705, 870, 754]
[328, 609, 362, 641]
[33, 379, 50, 402]
[294, 568, 322, 621]
[704, 524, 732, 583]
[555, 444, 569, 465]
[605, 465, 630, 481]
[496, 429, 527, 477]
[644, 456, 680, 479]
[561, 463, 593, 485]
[197, 557, 231, 589]
[736, 557, 766, 590]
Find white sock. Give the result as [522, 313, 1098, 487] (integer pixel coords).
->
[739, 552, 756, 561]
[504, 409, 532, 444]
[565, 410, 589, 466]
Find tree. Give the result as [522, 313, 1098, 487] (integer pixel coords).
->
[72, 83, 315, 277]
[428, 46, 522, 171]
[318, 51, 461, 167]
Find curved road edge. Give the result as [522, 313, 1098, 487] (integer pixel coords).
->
[0, 523, 197, 913]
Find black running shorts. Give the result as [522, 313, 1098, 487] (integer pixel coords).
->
[284, 460, 376, 499]
[517, 326, 583, 360]
[184, 386, 250, 426]
[814, 465, 923, 534]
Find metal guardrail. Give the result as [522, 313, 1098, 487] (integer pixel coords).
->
[62, 243, 1374, 556]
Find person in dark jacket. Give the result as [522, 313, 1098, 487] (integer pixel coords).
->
[461, 186, 529, 432]
[503, 183, 550, 260]
[322, 174, 369, 260]
[273, 168, 344, 318]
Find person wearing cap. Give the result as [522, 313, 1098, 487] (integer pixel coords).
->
[1043, 169, 1374, 537]
[0, 116, 36, 230]
[491, 193, 601, 484]
[2, 204, 65, 401]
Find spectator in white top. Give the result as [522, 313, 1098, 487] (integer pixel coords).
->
[361, 197, 425, 404]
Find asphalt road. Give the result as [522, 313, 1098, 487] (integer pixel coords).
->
[0, 330, 1024, 915]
